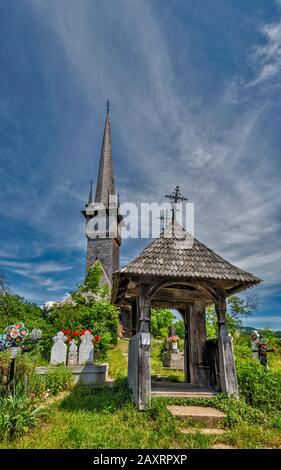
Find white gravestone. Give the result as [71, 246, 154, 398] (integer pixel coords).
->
[78, 330, 94, 365]
[68, 340, 78, 366]
[50, 331, 67, 365]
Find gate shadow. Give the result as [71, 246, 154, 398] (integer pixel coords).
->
[58, 377, 132, 413]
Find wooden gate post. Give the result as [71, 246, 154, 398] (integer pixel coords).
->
[137, 284, 151, 409]
[181, 306, 190, 383]
[215, 288, 239, 396]
[131, 298, 137, 336]
[186, 301, 210, 387]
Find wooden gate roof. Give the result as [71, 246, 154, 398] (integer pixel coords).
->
[112, 222, 261, 305]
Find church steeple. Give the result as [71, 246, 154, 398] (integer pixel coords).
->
[95, 100, 115, 206]
[82, 101, 121, 284]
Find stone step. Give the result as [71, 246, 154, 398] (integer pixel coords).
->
[181, 427, 225, 435]
[152, 391, 217, 398]
[152, 382, 217, 399]
[167, 405, 227, 425]
[152, 381, 217, 391]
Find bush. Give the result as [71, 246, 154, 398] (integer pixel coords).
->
[45, 365, 74, 396]
[0, 382, 45, 440]
[0, 287, 56, 361]
[236, 358, 281, 413]
[0, 351, 36, 387]
[50, 264, 120, 360]
[15, 354, 36, 380]
[28, 374, 47, 400]
[271, 416, 281, 429]
[233, 336, 253, 360]
[0, 350, 10, 385]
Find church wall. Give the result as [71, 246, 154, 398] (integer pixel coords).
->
[86, 237, 119, 282]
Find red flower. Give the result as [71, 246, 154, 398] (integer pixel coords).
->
[82, 329, 92, 335]
[61, 329, 71, 334]
[94, 335, 100, 344]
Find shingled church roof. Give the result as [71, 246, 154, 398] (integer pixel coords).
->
[119, 222, 261, 286]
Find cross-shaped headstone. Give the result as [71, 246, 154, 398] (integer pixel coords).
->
[78, 330, 94, 365]
[50, 331, 67, 365]
[68, 339, 78, 366]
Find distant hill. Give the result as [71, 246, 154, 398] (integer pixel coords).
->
[240, 326, 281, 338]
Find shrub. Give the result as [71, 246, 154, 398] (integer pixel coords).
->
[45, 365, 74, 396]
[0, 350, 10, 385]
[50, 264, 120, 360]
[15, 354, 36, 380]
[0, 285, 57, 362]
[271, 416, 281, 429]
[233, 336, 253, 360]
[0, 352, 36, 388]
[236, 358, 281, 413]
[28, 374, 47, 400]
[0, 382, 45, 440]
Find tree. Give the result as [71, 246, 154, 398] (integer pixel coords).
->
[206, 293, 258, 338]
[172, 319, 185, 340]
[150, 308, 175, 338]
[49, 262, 119, 359]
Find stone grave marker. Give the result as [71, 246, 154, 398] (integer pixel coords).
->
[78, 330, 94, 365]
[68, 339, 78, 366]
[50, 331, 67, 365]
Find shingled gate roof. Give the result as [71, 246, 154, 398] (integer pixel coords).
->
[119, 222, 261, 285]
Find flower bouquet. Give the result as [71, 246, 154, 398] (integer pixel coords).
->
[60, 328, 101, 346]
[0, 323, 42, 353]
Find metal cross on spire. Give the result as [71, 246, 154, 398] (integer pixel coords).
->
[165, 185, 187, 225]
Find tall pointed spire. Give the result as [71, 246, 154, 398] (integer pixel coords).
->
[82, 101, 121, 283]
[95, 100, 115, 206]
[87, 179, 93, 205]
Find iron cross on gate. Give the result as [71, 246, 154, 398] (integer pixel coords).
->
[165, 185, 187, 224]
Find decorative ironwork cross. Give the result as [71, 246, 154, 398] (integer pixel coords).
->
[165, 185, 187, 224]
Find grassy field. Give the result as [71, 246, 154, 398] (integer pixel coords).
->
[1, 339, 281, 449]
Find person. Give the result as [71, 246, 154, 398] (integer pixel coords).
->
[251, 330, 260, 360]
[257, 337, 274, 369]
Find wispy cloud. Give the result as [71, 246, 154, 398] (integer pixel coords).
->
[249, 0, 281, 85]
[0, 259, 73, 293]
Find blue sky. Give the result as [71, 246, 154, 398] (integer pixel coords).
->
[0, 0, 281, 329]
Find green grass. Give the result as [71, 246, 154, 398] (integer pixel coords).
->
[1, 339, 281, 449]
[1, 382, 280, 449]
[107, 338, 128, 380]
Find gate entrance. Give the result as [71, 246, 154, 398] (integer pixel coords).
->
[112, 222, 260, 409]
